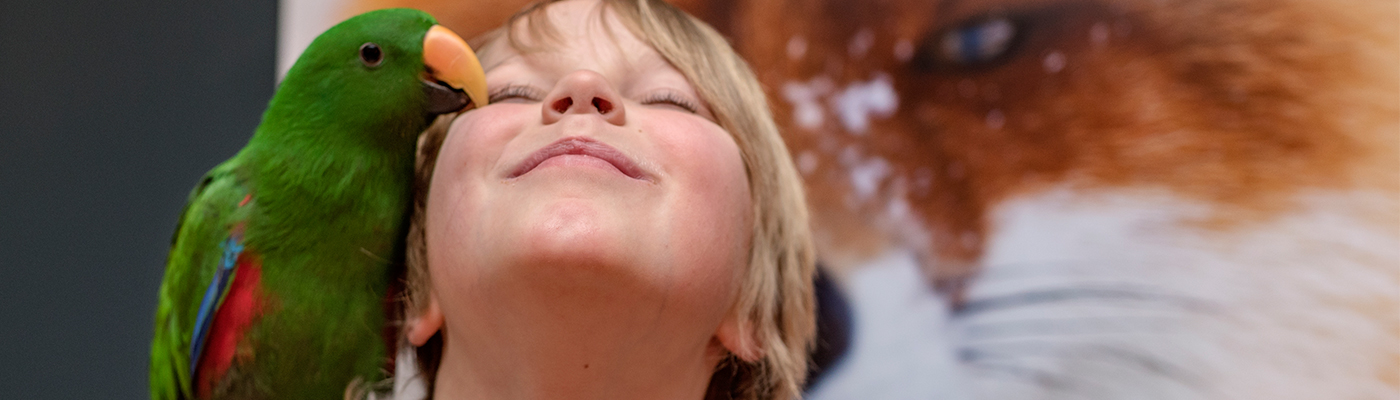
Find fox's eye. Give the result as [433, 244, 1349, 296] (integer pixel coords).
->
[914, 16, 1022, 70]
[488, 85, 543, 103]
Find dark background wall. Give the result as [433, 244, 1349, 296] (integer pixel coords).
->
[0, 0, 278, 396]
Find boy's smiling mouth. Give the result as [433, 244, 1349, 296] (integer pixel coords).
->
[508, 137, 651, 181]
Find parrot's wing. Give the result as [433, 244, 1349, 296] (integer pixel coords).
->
[150, 160, 251, 400]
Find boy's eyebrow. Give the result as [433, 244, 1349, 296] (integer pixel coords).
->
[481, 38, 539, 72]
[483, 52, 520, 72]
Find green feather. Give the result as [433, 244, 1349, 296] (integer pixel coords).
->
[151, 9, 453, 399]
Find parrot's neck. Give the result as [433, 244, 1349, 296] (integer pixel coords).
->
[239, 123, 418, 253]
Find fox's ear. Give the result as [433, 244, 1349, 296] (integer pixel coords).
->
[406, 297, 444, 346]
[716, 314, 763, 362]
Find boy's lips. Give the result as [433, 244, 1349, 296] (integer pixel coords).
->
[507, 137, 650, 181]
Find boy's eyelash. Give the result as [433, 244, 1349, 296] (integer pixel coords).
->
[488, 85, 543, 103]
[640, 92, 699, 113]
[490, 85, 699, 114]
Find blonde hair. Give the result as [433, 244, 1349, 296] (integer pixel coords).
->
[405, 1, 815, 398]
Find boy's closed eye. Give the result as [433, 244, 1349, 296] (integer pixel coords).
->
[487, 84, 545, 104]
[488, 83, 705, 117]
[638, 90, 699, 114]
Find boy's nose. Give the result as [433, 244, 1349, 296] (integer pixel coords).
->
[542, 70, 626, 126]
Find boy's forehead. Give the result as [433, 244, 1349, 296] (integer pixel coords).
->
[480, 3, 664, 76]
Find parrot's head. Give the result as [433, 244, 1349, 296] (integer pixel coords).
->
[272, 8, 488, 144]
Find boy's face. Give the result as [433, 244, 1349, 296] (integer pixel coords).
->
[425, 0, 753, 356]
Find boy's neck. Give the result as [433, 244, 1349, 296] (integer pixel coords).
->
[429, 267, 730, 400]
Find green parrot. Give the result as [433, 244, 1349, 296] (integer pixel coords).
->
[149, 9, 487, 399]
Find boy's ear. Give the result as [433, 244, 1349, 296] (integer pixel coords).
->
[406, 297, 444, 346]
[716, 313, 763, 362]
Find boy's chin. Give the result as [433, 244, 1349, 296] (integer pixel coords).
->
[496, 197, 653, 268]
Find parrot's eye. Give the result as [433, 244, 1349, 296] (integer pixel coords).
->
[359, 43, 383, 67]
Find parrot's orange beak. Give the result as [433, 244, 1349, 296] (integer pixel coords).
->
[423, 25, 488, 109]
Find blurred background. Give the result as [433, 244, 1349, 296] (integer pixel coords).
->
[0, 0, 277, 397]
